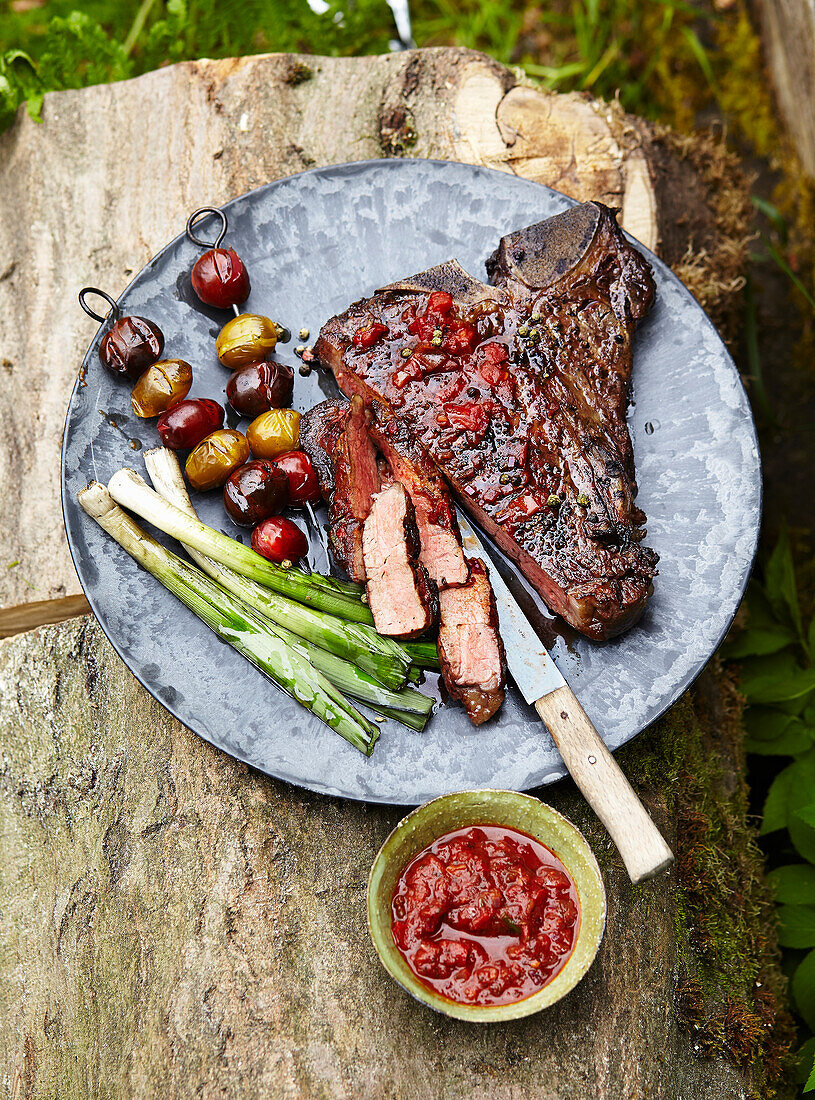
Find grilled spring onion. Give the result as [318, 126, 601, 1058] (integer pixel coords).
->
[143, 447, 413, 693]
[107, 468, 375, 625]
[79, 482, 379, 755]
[402, 639, 441, 671]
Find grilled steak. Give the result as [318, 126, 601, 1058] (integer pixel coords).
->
[300, 399, 347, 498]
[437, 559, 506, 725]
[367, 401, 468, 588]
[302, 397, 507, 723]
[363, 483, 439, 639]
[315, 201, 658, 641]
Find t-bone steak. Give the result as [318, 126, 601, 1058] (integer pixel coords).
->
[314, 201, 659, 641]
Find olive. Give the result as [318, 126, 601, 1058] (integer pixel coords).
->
[216, 313, 279, 368]
[223, 460, 289, 527]
[226, 361, 294, 417]
[131, 358, 193, 418]
[157, 399, 224, 450]
[99, 315, 164, 380]
[191, 248, 251, 310]
[273, 451, 321, 506]
[246, 409, 301, 460]
[251, 516, 308, 564]
[185, 429, 250, 491]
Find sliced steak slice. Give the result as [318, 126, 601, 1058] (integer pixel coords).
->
[437, 559, 506, 725]
[362, 483, 439, 639]
[314, 201, 658, 641]
[367, 402, 468, 588]
[300, 399, 347, 499]
[301, 397, 380, 582]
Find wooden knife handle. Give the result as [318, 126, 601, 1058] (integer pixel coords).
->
[535, 685, 674, 884]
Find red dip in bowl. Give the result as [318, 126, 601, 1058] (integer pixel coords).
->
[391, 824, 580, 1008]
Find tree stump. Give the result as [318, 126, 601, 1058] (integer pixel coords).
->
[0, 49, 789, 1098]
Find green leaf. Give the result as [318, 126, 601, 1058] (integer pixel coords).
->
[723, 624, 796, 658]
[793, 949, 815, 1031]
[745, 725, 813, 756]
[777, 904, 815, 947]
[745, 707, 796, 741]
[762, 752, 815, 834]
[739, 651, 815, 705]
[791, 804, 815, 865]
[768, 864, 815, 905]
[765, 525, 803, 638]
[762, 763, 799, 834]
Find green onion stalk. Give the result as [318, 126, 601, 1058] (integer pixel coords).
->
[107, 468, 374, 625]
[78, 482, 380, 755]
[142, 448, 416, 696]
[402, 639, 441, 671]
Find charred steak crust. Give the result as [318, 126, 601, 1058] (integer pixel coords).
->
[300, 400, 348, 499]
[314, 201, 658, 641]
[438, 558, 506, 726]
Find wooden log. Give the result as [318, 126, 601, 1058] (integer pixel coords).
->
[759, 0, 815, 176]
[0, 47, 746, 612]
[0, 618, 778, 1098]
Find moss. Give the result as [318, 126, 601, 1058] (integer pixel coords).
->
[284, 59, 313, 86]
[659, 126, 752, 345]
[620, 666, 797, 1097]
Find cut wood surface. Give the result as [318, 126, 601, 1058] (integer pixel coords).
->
[1, 618, 763, 1099]
[0, 47, 743, 612]
[0, 47, 785, 1100]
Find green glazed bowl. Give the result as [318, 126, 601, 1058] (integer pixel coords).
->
[367, 789, 606, 1022]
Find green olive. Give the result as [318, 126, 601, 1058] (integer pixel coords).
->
[185, 429, 250, 491]
[246, 409, 301, 459]
[131, 358, 193, 418]
[216, 313, 279, 369]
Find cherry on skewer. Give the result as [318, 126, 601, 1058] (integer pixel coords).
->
[186, 207, 250, 314]
[79, 287, 164, 381]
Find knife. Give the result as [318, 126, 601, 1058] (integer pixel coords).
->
[456, 512, 674, 884]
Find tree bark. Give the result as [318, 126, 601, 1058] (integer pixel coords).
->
[759, 0, 815, 176]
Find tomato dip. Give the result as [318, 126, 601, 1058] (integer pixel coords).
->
[391, 825, 580, 1007]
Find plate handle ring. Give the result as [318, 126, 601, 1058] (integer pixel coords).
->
[78, 287, 121, 325]
[186, 207, 228, 249]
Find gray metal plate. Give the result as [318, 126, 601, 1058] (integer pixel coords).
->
[61, 159, 761, 804]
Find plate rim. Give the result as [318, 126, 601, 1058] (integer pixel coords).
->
[60, 156, 763, 804]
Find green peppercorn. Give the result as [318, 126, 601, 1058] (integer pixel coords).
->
[531, 312, 541, 322]
[500, 473, 510, 484]
[432, 329, 443, 339]
[576, 494, 590, 506]
[431, 335, 442, 347]
[518, 324, 529, 337]
[529, 328, 540, 341]
[401, 347, 412, 359]
[547, 494, 561, 507]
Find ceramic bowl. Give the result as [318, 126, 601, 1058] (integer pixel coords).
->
[367, 789, 606, 1022]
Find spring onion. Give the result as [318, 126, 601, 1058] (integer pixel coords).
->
[107, 468, 375, 625]
[79, 482, 379, 755]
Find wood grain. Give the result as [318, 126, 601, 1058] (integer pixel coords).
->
[760, 0, 815, 176]
[0, 617, 755, 1099]
[535, 686, 674, 883]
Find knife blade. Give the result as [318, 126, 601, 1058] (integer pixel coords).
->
[456, 512, 564, 705]
[455, 510, 674, 884]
